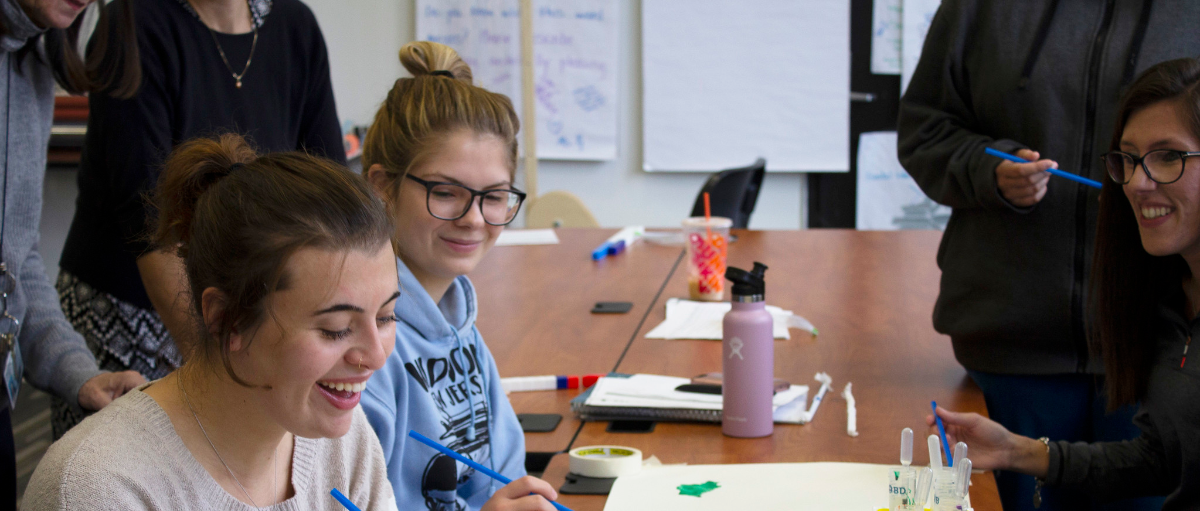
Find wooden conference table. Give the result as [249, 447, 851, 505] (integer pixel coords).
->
[472, 229, 1001, 510]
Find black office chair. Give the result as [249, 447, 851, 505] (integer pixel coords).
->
[689, 158, 766, 229]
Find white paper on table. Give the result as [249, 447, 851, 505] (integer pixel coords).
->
[494, 229, 560, 246]
[585, 374, 807, 414]
[602, 462, 894, 510]
[774, 372, 832, 425]
[901, 0, 943, 94]
[871, 0, 902, 75]
[855, 131, 950, 231]
[645, 299, 807, 340]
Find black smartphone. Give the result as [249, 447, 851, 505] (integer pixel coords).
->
[517, 413, 562, 433]
[605, 419, 656, 433]
[591, 301, 633, 314]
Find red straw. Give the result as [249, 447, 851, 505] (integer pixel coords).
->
[703, 192, 714, 242]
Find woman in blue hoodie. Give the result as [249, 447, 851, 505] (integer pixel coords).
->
[360, 41, 559, 511]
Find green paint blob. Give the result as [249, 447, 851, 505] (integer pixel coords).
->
[677, 481, 721, 497]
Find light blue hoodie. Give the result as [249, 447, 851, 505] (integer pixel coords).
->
[363, 257, 526, 510]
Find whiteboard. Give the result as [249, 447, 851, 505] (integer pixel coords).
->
[641, 1, 849, 172]
[415, 0, 618, 160]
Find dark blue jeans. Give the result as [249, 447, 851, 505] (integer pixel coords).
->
[968, 371, 1164, 511]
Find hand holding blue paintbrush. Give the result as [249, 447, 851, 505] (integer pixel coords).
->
[409, 430, 574, 511]
[985, 147, 1104, 189]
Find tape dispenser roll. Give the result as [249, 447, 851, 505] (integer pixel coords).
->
[568, 445, 643, 478]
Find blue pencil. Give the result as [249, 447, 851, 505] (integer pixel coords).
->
[931, 401, 954, 467]
[408, 430, 576, 511]
[330, 488, 362, 511]
[983, 147, 1103, 189]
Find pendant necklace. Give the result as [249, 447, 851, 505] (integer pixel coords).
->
[180, 381, 278, 507]
[204, 0, 259, 89]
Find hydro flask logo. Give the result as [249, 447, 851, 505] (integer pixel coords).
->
[728, 337, 744, 360]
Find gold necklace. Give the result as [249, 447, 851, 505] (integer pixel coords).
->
[203, 1, 259, 89]
[180, 381, 278, 507]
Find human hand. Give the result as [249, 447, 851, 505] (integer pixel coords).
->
[926, 406, 1019, 471]
[480, 476, 560, 511]
[78, 370, 146, 411]
[995, 148, 1055, 207]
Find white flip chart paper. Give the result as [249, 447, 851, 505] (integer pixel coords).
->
[642, 0, 849, 172]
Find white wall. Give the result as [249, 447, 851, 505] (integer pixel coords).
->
[307, 0, 806, 229]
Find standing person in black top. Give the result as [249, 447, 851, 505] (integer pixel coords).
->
[898, 1, 1200, 510]
[52, 0, 345, 437]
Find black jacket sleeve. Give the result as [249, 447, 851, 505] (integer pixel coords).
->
[1046, 407, 1174, 500]
[896, 0, 1030, 212]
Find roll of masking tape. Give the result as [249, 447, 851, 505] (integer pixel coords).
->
[568, 445, 643, 478]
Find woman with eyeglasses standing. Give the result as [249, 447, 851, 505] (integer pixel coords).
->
[359, 41, 559, 511]
[931, 57, 1200, 509]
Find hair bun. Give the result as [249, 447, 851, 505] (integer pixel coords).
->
[399, 41, 473, 84]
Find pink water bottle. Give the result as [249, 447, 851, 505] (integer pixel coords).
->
[722, 262, 774, 438]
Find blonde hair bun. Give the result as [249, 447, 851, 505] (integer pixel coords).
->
[399, 41, 473, 84]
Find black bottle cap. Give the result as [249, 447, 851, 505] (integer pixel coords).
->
[725, 262, 767, 297]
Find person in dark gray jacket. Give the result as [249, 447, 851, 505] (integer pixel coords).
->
[0, 0, 145, 506]
[898, 1, 1200, 509]
[932, 57, 1200, 511]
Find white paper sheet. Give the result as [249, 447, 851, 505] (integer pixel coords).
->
[415, 0, 618, 160]
[854, 131, 950, 230]
[641, 0, 849, 172]
[871, 0, 902, 75]
[644, 298, 795, 340]
[494, 228, 560, 246]
[603, 462, 895, 510]
[585, 374, 813, 424]
[585, 374, 807, 412]
[900, 0, 943, 94]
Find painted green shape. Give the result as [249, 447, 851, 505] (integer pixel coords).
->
[893, 470, 900, 480]
[676, 481, 721, 497]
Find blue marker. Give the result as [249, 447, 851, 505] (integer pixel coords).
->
[591, 242, 612, 260]
[408, 430, 576, 511]
[984, 147, 1103, 189]
[330, 488, 362, 511]
[931, 401, 954, 467]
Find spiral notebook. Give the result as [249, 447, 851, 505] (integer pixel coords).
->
[570, 373, 809, 423]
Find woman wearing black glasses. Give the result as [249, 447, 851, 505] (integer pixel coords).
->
[932, 57, 1200, 509]
[358, 42, 559, 511]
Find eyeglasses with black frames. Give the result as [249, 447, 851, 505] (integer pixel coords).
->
[404, 174, 527, 226]
[1102, 149, 1200, 185]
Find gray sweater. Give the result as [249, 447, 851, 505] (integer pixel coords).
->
[898, 0, 1200, 374]
[1046, 301, 1200, 508]
[22, 386, 399, 510]
[0, 0, 101, 411]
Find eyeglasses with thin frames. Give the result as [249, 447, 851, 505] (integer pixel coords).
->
[404, 174, 527, 226]
[1102, 149, 1200, 185]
